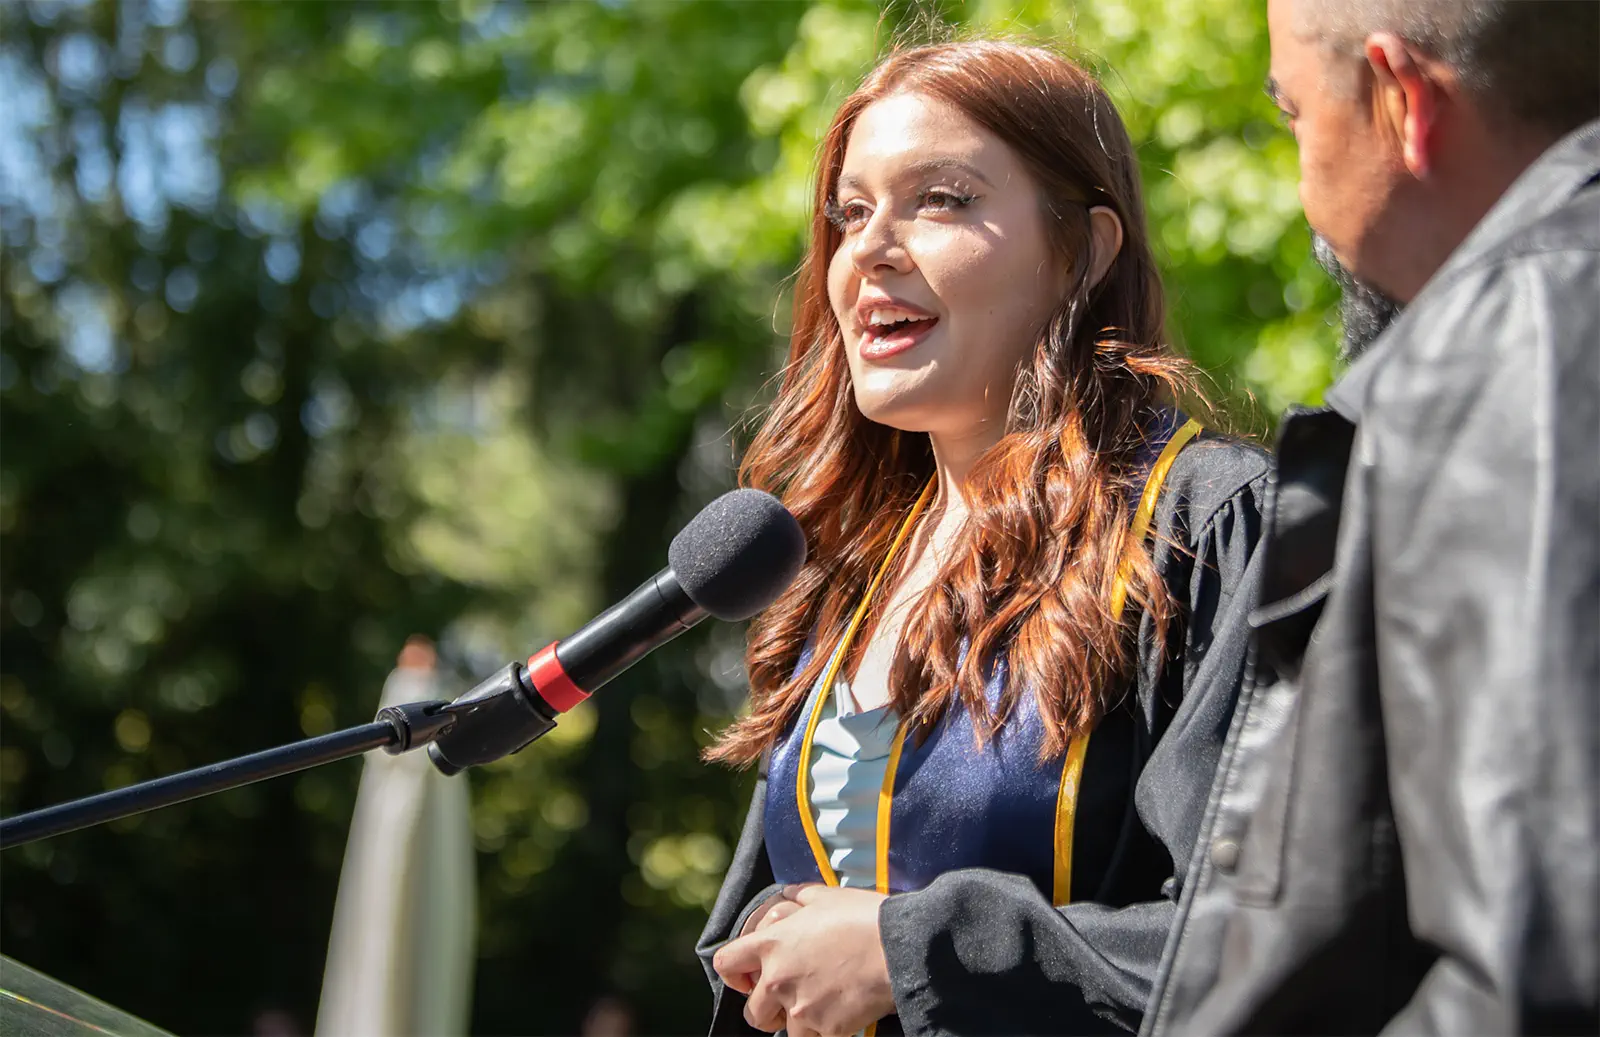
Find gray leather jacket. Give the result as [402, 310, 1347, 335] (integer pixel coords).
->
[1143, 120, 1600, 1035]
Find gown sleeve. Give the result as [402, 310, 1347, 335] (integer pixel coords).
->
[697, 764, 784, 1034]
[878, 437, 1271, 1035]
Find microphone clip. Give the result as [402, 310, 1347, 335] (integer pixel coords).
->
[375, 700, 456, 754]
[425, 662, 560, 776]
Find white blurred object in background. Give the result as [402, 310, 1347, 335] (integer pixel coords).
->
[315, 637, 476, 1037]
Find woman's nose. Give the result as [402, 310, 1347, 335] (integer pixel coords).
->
[850, 210, 913, 276]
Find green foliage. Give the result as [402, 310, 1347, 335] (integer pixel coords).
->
[0, 1, 1340, 1033]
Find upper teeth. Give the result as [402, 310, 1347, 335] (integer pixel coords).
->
[868, 309, 920, 326]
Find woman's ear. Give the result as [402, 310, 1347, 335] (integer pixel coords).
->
[1087, 205, 1124, 289]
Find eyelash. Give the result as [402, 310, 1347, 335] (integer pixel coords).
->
[823, 189, 977, 232]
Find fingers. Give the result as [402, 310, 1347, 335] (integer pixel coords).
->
[743, 978, 786, 1033]
[713, 934, 764, 990]
[739, 884, 815, 939]
[738, 894, 784, 937]
[754, 898, 801, 931]
[721, 965, 758, 997]
[723, 899, 801, 998]
[789, 882, 832, 906]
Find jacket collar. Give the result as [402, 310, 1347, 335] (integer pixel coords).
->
[1323, 117, 1600, 423]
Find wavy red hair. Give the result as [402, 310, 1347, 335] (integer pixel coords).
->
[708, 41, 1205, 766]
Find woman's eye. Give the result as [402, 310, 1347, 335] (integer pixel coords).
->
[824, 200, 871, 232]
[825, 190, 973, 231]
[919, 189, 975, 214]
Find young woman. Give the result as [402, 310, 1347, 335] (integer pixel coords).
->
[699, 40, 1269, 1037]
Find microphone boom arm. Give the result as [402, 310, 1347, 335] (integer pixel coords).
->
[0, 699, 463, 851]
[0, 654, 584, 851]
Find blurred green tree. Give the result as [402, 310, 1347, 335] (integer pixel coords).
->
[1, 1, 1340, 1033]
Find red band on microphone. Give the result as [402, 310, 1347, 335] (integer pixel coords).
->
[526, 643, 589, 713]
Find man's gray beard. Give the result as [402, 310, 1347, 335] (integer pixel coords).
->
[1312, 233, 1402, 361]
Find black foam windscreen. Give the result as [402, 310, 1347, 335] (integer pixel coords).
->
[667, 489, 806, 622]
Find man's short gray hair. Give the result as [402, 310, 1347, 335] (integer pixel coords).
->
[1295, 0, 1599, 137]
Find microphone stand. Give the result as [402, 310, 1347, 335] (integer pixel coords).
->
[0, 661, 559, 851]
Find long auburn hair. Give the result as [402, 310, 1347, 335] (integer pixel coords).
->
[708, 40, 1206, 767]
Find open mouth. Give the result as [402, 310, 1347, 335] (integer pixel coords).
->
[865, 315, 938, 339]
[860, 314, 939, 359]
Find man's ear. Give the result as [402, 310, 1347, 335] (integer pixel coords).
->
[1364, 32, 1438, 179]
[1087, 205, 1124, 288]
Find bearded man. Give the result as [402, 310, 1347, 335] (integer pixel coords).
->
[1142, 1, 1599, 1033]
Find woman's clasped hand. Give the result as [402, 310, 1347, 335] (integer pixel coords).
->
[713, 884, 892, 1037]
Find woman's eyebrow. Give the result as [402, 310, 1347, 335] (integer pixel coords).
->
[836, 159, 995, 195]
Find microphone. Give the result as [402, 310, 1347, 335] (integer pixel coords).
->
[426, 488, 806, 775]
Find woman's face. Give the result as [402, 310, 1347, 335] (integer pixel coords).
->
[827, 90, 1066, 442]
